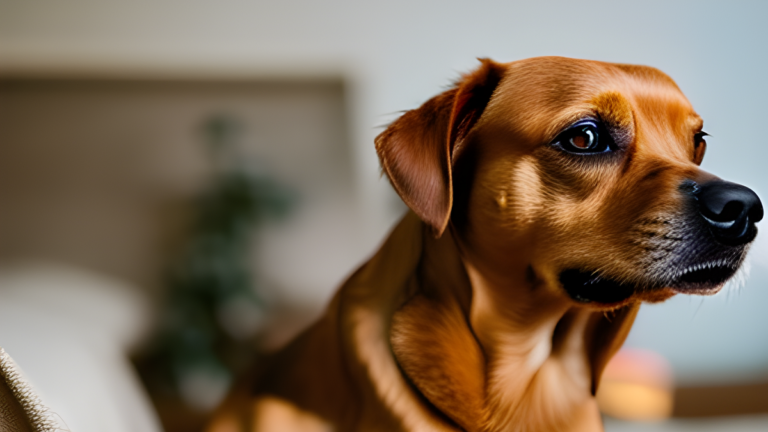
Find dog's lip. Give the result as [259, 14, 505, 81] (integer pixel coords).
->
[559, 269, 635, 305]
[559, 259, 739, 304]
[668, 259, 738, 294]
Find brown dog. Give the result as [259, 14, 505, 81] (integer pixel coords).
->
[207, 57, 762, 432]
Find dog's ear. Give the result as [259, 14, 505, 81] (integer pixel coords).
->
[375, 59, 506, 237]
[586, 302, 641, 395]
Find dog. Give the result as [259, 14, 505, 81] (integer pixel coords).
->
[206, 56, 763, 432]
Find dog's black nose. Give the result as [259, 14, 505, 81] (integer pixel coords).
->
[695, 180, 763, 245]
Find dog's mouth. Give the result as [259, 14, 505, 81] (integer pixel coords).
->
[559, 259, 740, 305]
[559, 269, 636, 305]
[668, 260, 739, 294]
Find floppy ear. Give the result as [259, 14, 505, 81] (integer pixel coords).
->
[586, 302, 641, 395]
[375, 59, 506, 237]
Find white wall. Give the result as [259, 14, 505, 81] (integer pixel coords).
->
[3, 0, 768, 384]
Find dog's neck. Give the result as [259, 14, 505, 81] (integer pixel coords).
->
[463, 260, 601, 431]
[390, 221, 634, 432]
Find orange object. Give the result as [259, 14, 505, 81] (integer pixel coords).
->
[597, 349, 674, 421]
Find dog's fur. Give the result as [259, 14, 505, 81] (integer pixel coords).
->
[207, 57, 756, 432]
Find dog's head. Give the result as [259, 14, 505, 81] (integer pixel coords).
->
[376, 57, 762, 309]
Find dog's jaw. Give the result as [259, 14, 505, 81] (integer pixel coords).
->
[555, 207, 754, 307]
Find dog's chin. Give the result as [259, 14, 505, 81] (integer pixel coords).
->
[559, 261, 738, 307]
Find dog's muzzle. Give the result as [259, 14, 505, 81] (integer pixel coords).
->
[559, 179, 763, 305]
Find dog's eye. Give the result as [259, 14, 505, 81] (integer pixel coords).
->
[694, 131, 708, 149]
[569, 129, 595, 150]
[553, 121, 611, 154]
[693, 131, 708, 165]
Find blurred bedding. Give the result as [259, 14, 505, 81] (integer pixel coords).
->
[0, 263, 162, 432]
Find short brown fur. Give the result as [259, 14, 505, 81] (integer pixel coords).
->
[207, 57, 752, 432]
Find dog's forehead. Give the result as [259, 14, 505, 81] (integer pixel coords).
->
[483, 57, 700, 146]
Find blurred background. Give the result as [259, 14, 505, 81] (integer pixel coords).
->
[1, 1, 767, 431]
